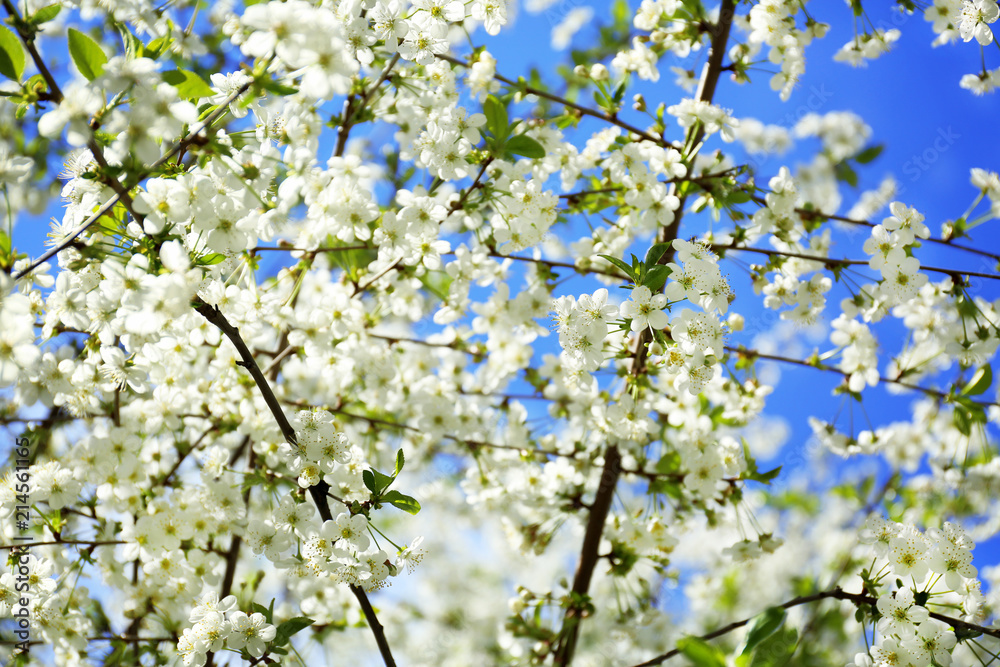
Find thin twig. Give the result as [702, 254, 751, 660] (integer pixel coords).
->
[436, 54, 665, 146]
[193, 301, 397, 667]
[552, 3, 737, 664]
[715, 244, 1000, 281]
[628, 586, 1000, 666]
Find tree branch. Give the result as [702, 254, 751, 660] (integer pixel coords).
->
[727, 345, 998, 409]
[552, 4, 737, 664]
[335, 53, 401, 157]
[192, 300, 397, 667]
[436, 53, 667, 146]
[714, 243, 1000, 281]
[629, 586, 1000, 666]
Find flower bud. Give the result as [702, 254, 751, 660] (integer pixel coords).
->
[590, 63, 609, 82]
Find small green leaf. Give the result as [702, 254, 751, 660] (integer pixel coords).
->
[162, 68, 214, 99]
[738, 607, 785, 656]
[597, 254, 634, 280]
[834, 162, 858, 187]
[68, 28, 108, 81]
[117, 24, 144, 61]
[727, 189, 753, 205]
[676, 636, 726, 667]
[0, 230, 10, 256]
[855, 143, 884, 164]
[273, 617, 314, 647]
[505, 135, 546, 159]
[953, 406, 972, 436]
[265, 598, 275, 623]
[642, 265, 672, 292]
[371, 468, 395, 494]
[0, 25, 26, 82]
[394, 449, 405, 477]
[961, 365, 992, 396]
[746, 466, 782, 484]
[28, 4, 61, 26]
[362, 469, 377, 494]
[145, 35, 173, 59]
[257, 78, 298, 96]
[612, 0, 629, 23]
[483, 95, 508, 139]
[197, 253, 226, 265]
[382, 490, 421, 515]
[644, 242, 670, 266]
[748, 627, 797, 667]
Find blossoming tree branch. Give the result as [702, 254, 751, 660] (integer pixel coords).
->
[1, 0, 1000, 665]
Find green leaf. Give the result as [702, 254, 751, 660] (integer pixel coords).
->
[953, 406, 972, 437]
[251, 601, 270, 619]
[676, 637, 726, 667]
[642, 265, 672, 292]
[505, 135, 546, 159]
[371, 468, 395, 494]
[738, 607, 785, 656]
[746, 466, 782, 484]
[417, 268, 452, 301]
[162, 68, 214, 100]
[257, 78, 298, 96]
[264, 598, 275, 623]
[0, 25, 26, 82]
[834, 161, 858, 187]
[394, 449, 405, 477]
[612, 0, 629, 23]
[961, 365, 992, 396]
[597, 254, 634, 280]
[382, 490, 421, 514]
[68, 28, 108, 81]
[362, 469, 377, 494]
[28, 4, 62, 26]
[0, 230, 10, 257]
[145, 35, 173, 59]
[727, 189, 753, 205]
[197, 253, 226, 265]
[748, 628, 797, 667]
[483, 95, 508, 139]
[273, 617, 314, 647]
[117, 24, 144, 61]
[855, 143, 884, 164]
[644, 242, 670, 266]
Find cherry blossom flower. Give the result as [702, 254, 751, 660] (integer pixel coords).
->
[620, 285, 669, 332]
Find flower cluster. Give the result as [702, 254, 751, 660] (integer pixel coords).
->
[738, 0, 826, 100]
[284, 410, 353, 488]
[863, 201, 930, 307]
[177, 594, 277, 666]
[552, 287, 618, 374]
[302, 512, 397, 590]
[854, 517, 982, 667]
[833, 29, 901, 67]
